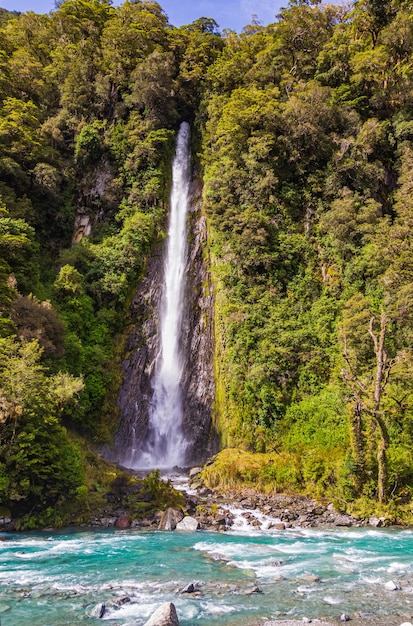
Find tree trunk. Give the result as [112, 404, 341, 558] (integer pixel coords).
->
[369, 313, 390, 503]
[373, 411, 390, 503]
[350, 401, 365, 494]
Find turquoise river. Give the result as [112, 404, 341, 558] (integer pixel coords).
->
[1, 525, 413, 625]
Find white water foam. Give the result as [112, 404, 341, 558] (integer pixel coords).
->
[225, 505, 284, 532]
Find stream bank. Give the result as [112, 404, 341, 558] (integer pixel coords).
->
[70, 468, 388, 532]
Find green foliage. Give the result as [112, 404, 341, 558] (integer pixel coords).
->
[202, 448, 304, 493]
[0, 336, 85, 514]
[74, 121, 105, 164]
[201, 0, 413, 507]
[142, 469, 185, 509]
[1, 0, 413, 522]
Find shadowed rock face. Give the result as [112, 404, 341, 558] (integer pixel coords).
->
[111, 182, 217, 468]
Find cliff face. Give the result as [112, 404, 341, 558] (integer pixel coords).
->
[112, 182, 217, 468]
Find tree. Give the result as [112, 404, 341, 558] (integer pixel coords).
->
[0, 336, 84, 512]
[341, 294, 407, 502]
[10, 295, 64, 359]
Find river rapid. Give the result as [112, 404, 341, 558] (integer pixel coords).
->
[1, 525, 413, 626]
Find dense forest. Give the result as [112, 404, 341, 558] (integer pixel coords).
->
[1, 0, 413, 526]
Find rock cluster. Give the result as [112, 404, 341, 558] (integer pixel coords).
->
[88, 601, 180, 626]
[0, 464, 394, 532]
[182, 480, 369, 530]
[58, 468, 389, 532]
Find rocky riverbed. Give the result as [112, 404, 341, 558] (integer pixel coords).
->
[0, 465, 392, 533]
[70, 467, 388, 532]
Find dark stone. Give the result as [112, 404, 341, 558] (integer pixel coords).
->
[89, 603, 106, 619]
[158, 508, 184, 531]
[115, 515, 131, 528]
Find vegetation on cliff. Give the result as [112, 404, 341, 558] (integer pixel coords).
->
[0, 0, 413, 523]
[202, 0, 413, 512]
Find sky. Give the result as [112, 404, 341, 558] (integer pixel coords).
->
[0, 0, 287, 32]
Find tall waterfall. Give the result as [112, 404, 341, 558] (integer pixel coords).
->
[135, 122, 190, 468]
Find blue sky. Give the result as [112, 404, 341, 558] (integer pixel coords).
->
[0, 0, 287, 32]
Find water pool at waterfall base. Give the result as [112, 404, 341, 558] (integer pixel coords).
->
[1, 526, 413, 626]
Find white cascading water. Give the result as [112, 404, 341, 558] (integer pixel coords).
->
[136, 122, 190, 468]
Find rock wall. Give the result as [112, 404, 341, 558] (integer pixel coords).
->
[111, 181, 217, 468]
[180, 182, 218, 464]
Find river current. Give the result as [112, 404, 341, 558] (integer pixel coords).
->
[2, 525, 413, 625]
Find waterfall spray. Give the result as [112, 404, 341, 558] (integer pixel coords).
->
[134, 122, 190, 468]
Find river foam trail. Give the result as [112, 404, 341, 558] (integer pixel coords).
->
[1, 526, 413, 626]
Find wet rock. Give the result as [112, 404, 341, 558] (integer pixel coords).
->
[340, 614, 351, 621]
[158, 508, 184, 531]
[110, 596, 131, 607]
[189, 467, 203, 479]
[175, 516, 198, 532]
[181, 582, 195, 593]
[369, 515, 387, 527]
[299, 574, 320, 583]
[240, 499, 256, 509]
[88, 603, 106, 618]
[143, 602, 179, 626]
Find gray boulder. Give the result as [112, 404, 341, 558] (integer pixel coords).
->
[144, 602, 179, 626]
[175, 516, 199, 532]
[158, 508, 184, 531]
[100, 517, 117, 527]
[369, 515, 387, 527]
[189, 467, 203, 479]
[88, 603, 106, 618]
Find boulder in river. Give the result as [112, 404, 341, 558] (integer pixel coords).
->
[88, 603, 106, 618]
[143, 602, 179, 626]
[181, 582, 196, 593]
[175, 516, 198, 531]
[158, 508, 184, 531]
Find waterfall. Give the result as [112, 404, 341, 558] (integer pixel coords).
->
[133, 122, 190, 468]
[110, 119, 216, 471]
